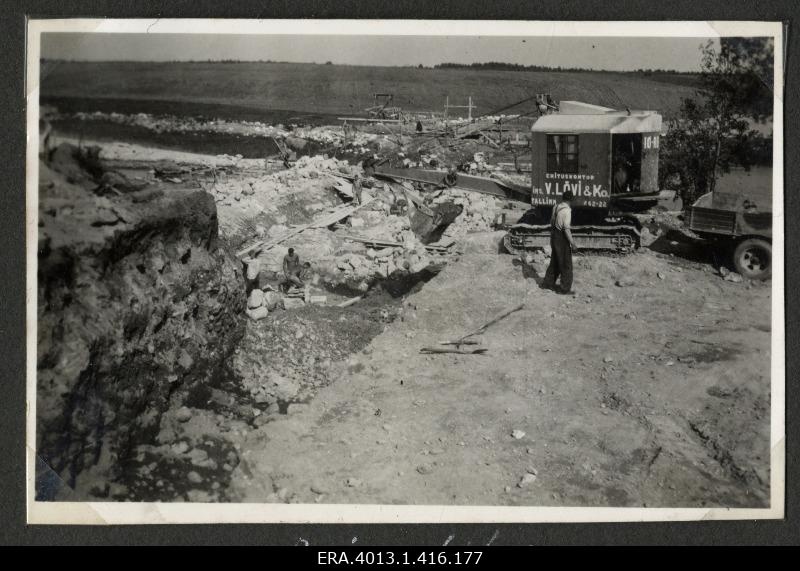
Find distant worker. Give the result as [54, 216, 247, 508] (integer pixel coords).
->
[416, 120, 423, 133]
[443, 165, 458, 187]
[540, 190, 577, 295]
[282, 247, 303, 290]
[242, 252, 262, 294]
[352, 173, 363, 205]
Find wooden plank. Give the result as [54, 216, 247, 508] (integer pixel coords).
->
[374, 167, 529, 202]
[400, 185, 435, 217]
[339, 235, 399, 247]
[339, 234, 451, 252]
[236, 198, 374, 258]
[337, 117, 403, 124]
[444, 303, 525, 345]
[419, 346, 488, 355]
[336, 295, 364, 308]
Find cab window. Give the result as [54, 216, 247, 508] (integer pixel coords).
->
[547, 134, 579, 173]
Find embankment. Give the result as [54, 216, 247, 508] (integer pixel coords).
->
[36, 144, 246, 498]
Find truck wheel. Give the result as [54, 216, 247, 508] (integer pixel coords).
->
[733, 238, 771, 280]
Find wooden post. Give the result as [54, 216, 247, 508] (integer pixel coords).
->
[444, 96, 449, 137]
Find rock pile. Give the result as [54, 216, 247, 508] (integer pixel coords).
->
[232, 308, 385, 421]
[433, 189, 503, 241]
[332, 246, 434, 285]
[245, 288, 283, 321]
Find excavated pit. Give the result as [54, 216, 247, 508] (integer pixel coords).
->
[228, 261, 446, 422]
[92, 264, 449, 502]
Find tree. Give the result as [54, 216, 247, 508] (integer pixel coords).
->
[660, 38, 774, 203]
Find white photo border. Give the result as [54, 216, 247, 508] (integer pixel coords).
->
[25, 18, 785, 525]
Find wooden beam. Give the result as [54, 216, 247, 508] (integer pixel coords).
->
[399, 185, 435, 217]
[338, 234, 451, 252]
[337, 117, 403, 124]
[419, 346, 488, 355]
[444, 303, 525, 345]
[336, 295, 364, 308]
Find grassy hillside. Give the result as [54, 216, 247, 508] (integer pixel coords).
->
[40, 61, 700, 120]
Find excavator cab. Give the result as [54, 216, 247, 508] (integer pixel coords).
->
[504, 101, 663, 254]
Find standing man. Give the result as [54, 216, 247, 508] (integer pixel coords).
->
[242, 250, 262, 295]
[282, 247, 303, 290]
[352, 173, 363, 205]
[540, 190, 577, 294]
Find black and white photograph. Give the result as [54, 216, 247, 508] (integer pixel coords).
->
[25, 19, 784, 524]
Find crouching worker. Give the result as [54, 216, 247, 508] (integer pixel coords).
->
[540, 190, 577, 295]
[282, 247, 304, 290]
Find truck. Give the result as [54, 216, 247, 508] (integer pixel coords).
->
[503, 101, 664, 254]
[685, 178, 772, 280]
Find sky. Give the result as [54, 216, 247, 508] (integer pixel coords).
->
[41, 33, 716, 72]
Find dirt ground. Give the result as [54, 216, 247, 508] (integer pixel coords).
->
[225, 233, 771, 508]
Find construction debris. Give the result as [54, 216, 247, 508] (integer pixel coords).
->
[236, 198, 375, 258]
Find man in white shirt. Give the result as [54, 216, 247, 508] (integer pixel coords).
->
[540, 190, 577, 294]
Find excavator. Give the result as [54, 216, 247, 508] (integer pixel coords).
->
[374, 100, 664, 253]
[503, 100, 664, 254]
[372, 99, 772, 279]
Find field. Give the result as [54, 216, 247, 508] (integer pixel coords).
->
[40, 61, 701, 120]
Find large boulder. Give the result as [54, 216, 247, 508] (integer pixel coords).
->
[246, 306, 269, 321]
[247, 289, 265, 309]
[263, 291, 282, 311]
